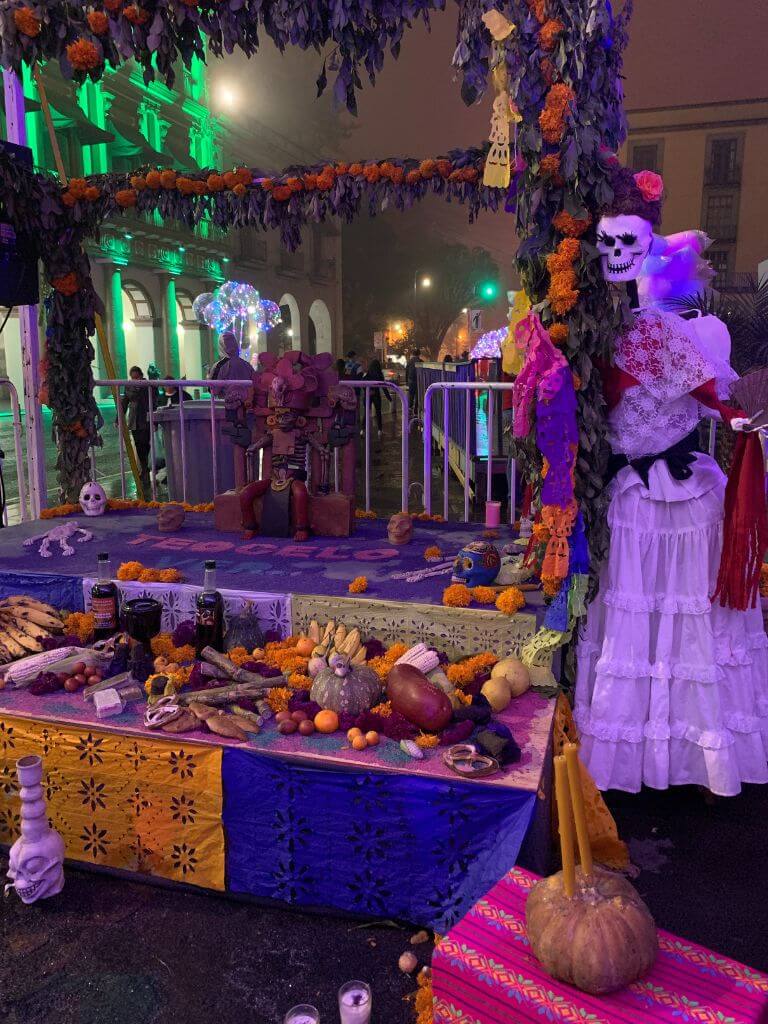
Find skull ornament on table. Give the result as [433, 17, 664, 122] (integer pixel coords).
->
[387, 512, 414, 546]
[451, 540, 501, 587]
[78, 480, 107, 516]
[596, 214, 654, 282]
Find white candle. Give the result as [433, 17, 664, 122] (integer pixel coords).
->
[283, 1005, 319, 1024]
[338, 982, 371, 1024]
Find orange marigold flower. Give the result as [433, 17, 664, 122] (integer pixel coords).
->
[233, 183, 247, 197]
[158, 568, 181, 583]
[419, 159, 437, 177]
[316, 172, 335, 190]
[286, 177, 304, 192]
[267, 687, 292, 714]
[549, 323, 569, 346]
[303, 173, 318, 190]
[527, 0, 548, 24]
[335, 162, 349, 175]
[443, 584, 471, 608]
[87, 10, 110, 34]
[379, 161, 396, 179]
[63, 612, 95, 644]
[175, 176, 193, 194]
[67, 39, 102, 72]
[52, 272, 79, 296]
[62, 193, 78, 208]
[415, 732, 439, 749]
[115, 188, 138, 208]
[391, 166, 405, 185]
[436, 159, 452, 178]
[206, 173, 225, 192]
[85, 186, 101, 201]
[227, 647, 252, 666]
[222, 170, 237, 189]
[553, 211, 592, 237]
[123, 4, 150, 25]
[192, 179, 207, 196]
[271, 185, 293, 202]
[117, 560, 143, 581]
[68, 177, 88, 197]
[539, 83, 575, 144]
[362, 164, 381, 183]
[471, 586, 497, 605]
[541, 574, 562, 598]
[129, 175, 146, 190]
[145, 170, 161, 189]
[348, 163, 363, 176]
[532, 522, 550, 543]
[538, 18, 564, 51]
[540, 154, 561, 177]
[288, 673, 313, 690]
[405, 170, 421, 185]
[424, 545, 443, 562]
[370, 701, 392, 717]
[159, 169, 177, 189]
[348, 576, 368, 594]
[496, 587, 526, 615]
[14, 8, 41, 37]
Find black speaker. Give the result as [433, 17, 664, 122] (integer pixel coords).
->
[0, 140, 39, 307]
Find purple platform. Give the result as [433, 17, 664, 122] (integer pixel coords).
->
[0, 511, 520, 607]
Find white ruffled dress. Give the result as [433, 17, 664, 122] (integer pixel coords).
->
[576, 309, 768, 796]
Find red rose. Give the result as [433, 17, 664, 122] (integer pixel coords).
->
[633, 170, 664, 202]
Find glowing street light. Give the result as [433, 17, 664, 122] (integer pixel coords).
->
[420, 275, 432, 289]
[216, 82, 240, 110]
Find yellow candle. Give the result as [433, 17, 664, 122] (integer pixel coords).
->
[554, 755, 576, 897]
[564, 742, 593, 879]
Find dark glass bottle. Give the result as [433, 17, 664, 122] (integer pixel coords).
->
[195, 560, 224, 657]
[91, 553, 119, 641]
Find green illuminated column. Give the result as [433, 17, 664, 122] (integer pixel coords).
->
[109, 266, 127, 379]
[161, 274, 180, 378]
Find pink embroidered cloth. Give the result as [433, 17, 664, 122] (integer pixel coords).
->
[433, 866, 768, 1024]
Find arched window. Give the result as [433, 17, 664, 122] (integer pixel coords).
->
[122, 281, 155, 322]
[175, 289, 196, 325]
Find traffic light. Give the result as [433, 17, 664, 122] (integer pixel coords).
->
[478, 280, 499, 301]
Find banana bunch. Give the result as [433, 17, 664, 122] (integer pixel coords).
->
[305, 619, 366, 664]
[0, 597, 64, 664]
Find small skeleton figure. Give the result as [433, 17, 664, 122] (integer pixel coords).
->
[23, 521, 93, 558]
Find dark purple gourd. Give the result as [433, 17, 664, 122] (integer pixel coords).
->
[223, 601, 265, 653]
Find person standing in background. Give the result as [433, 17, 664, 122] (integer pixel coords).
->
[345, 350, 363, 379]
[122, 366, 152, 491]
[364, 357, 392, 437]
[406, 347, 422, 415]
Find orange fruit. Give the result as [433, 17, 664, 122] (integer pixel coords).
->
[347, 727, 363, 741]
[365, 731, 380, 746]
[314, 709, 340, 734]
[351, 735, 368, 751]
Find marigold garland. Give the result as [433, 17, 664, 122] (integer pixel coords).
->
[348, 576, 369, 594]
[539, 83, 576, 144]
[548, 323, 569, 346]
[552, 211, 592, 238]
[496, 587, 526, 615]
[470, 586, 497, 605]
[40, 497, 214, 519]
[442, 583, 471, 608]
[117, 561, 182, 583]
[63, 611, 95, 644]
[13, 7, 41, 36]
[546, 237, 581, 316]
[52, 273, 80, 296]
[66, 39, 102, 71]
[538, 18, 564, 51]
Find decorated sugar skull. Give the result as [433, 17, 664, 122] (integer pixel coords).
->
[7, 828, 65, 904]
[597, 164, 664, 283]
[452, 540, 501, 587]
[78, 480, 107, 516]
[596, 214, 654, 282]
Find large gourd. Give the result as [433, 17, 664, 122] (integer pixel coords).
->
[525, 745, 657, 995]
[310, 654, 381, 716]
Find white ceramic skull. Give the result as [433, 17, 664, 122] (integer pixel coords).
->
[78, 480, 107, 516]
[596, 214, 654, 282]
[6, 830, 65, 903]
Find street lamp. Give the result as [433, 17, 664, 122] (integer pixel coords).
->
[420, 275, 432, 289]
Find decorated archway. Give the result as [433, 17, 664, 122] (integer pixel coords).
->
[277, 293, 301, 352]
[0, 0, 634, 586]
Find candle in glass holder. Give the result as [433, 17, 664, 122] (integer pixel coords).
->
[485, 500, 501, 528]
[283, 1005, 319, 1024]
[338, 981, 371, 1024]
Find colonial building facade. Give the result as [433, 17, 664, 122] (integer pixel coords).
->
[1, 59, 341, 406]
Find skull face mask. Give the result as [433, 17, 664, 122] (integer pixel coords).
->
[79, 481, 107, 517]
[7, 834, 66, 903]
[596, 214, 654, 282]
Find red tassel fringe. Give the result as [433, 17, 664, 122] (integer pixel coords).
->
[712, 432, 768, 611]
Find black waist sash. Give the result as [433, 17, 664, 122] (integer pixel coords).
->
[607, 429, 700, 488]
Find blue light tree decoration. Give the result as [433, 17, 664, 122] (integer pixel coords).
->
[193, 282, 282, 354]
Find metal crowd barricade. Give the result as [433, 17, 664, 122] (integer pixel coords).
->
[0, 377, 30, 523]
[423, 380, 516, 523]
[91, 376, 410, 513]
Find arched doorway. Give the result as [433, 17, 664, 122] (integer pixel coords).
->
[176, 289, 204, 382]
[308, 299, 332, 355]
[122, 281, 157, 375]
[277, 292, 300, 353]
